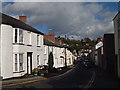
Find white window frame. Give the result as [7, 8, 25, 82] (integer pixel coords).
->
[28, 31, 32, 45]
[44, 46, 47, 54]
[13, 53, 24, 72]
[37, 55, 40, 66]
[14, 54, 18, 72]
[13, 28, 24, 44]
[19, 54, 23, 71]
[37, 35, 40, 46]
[19, 29, 23, 44]
[13, 28, 18, 43]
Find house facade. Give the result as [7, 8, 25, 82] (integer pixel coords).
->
[103, 34, 117, 76]
[113, 11, 120, 78]
[0, 13, 74, 79]
[44, 38, 66, 68]
[0, 13, 44, 79]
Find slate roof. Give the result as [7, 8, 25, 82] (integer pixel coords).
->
[113, 11, 120, 20]
[0, 12, 44, 35]
[44, 39, 63, 48]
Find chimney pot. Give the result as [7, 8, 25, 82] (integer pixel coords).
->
[19, 14, 27, 23]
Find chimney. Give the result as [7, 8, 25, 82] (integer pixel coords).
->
[19, 13, 27, 23]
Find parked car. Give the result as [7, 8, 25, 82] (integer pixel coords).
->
[83, 60, 93, 68]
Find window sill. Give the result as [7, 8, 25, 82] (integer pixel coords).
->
[27, 44, 32, 46]
[13, 70, 25, 73]
[13, 43, 24, 45]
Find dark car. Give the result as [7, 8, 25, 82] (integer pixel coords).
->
[83, 60, 93, 68]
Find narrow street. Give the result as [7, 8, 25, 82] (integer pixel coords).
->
[2, 61, 93, 88]
[2, 61, 119, 89]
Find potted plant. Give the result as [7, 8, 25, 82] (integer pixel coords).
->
[32, 68, 39, 76]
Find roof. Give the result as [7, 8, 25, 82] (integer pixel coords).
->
[44, 39, 63, 48]
[0, 12, 44, 35]
[113, 11, 120, 21]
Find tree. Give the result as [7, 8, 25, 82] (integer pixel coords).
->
[48, 52, 54, 72]
[84, 37, 91, 43]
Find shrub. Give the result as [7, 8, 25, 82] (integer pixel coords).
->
[48, 52, 54, 72]
[49, 67, 58, 73]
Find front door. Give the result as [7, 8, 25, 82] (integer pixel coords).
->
[27, 52, 32, 74]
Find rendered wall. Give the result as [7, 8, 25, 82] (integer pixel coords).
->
[1, 24, 13, 79]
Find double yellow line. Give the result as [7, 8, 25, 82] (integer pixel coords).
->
[84, 71, 96, 88]
[2, 78, 48, 87]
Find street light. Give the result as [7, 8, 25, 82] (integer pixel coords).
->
[64, 34, 67, 67]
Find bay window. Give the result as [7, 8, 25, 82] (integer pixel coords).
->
[19, 54, 23, 71]
[13, 54, 24, 72]
[15, 54, 18, 71]
[19, 29, 23, 43]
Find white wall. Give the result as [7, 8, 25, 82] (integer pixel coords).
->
[13, 29, 44, 77]
[1, 24, 13, 79]
[1, 23, 74, 79]
[1, 24, 44, 79]
[0, 25, 1, 78]
[43, 45, 48, 66]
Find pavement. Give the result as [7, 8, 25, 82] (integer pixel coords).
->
[1, 65, 74, 88]
[92, 66, 120, 88]
[2, 76, 46, 87]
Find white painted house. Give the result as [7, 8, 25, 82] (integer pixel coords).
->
[0, 13, 74, 79]
[67, 49, 73, 66]
[44, 39, 65, 68]
[0, 13, 44, 79]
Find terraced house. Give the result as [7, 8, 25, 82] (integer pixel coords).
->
[0, 13, 74, 79]
[0, 13, 45, 79]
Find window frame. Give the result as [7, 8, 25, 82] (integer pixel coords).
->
[37, 55, 40, 66]
[19, 29, 23, 44]
[15, 29, 18, 43]
[19, 54, 23, 71]
[13, 28, 24, 44]
[37, 35, 40, 46]
[15, 54, 18, 72]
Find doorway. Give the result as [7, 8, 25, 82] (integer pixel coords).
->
[27, 52, 33, 74]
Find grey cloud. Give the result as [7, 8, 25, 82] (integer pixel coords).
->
[2, 2, 117, 40]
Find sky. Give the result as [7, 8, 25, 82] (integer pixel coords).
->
[1, 1, 119, 40]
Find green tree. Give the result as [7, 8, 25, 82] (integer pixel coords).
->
[48, 52, 54, 72]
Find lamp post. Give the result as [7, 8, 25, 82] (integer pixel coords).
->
[64, 35, 67, 67]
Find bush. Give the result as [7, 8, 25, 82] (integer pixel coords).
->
[49, 67, 58, 73]
[48, 52, 54, 72]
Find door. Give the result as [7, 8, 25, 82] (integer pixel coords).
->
[27, 52, 32, 74]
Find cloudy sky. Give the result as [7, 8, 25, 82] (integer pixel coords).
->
[1, 1, 119, 40]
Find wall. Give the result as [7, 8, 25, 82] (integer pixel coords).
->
[0, 25, 1, 78]
[114, 12, 120, 78]
[1, 24, 44, 79]
[1, 24, 13, 79]
[103, 34, 116, 76]
[43, 45, 48, 66]
[13, 29, 44, 77]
